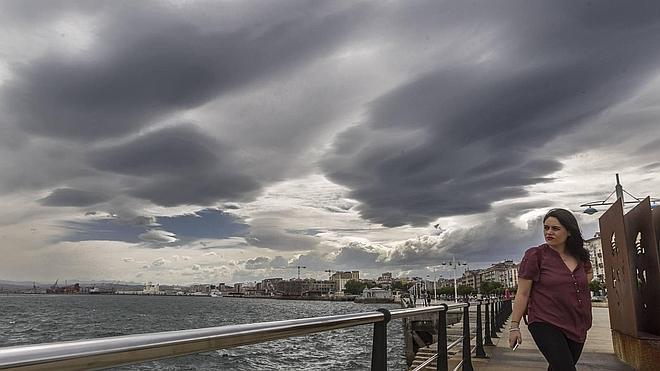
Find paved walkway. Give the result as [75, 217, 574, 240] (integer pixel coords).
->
[477, 307, 633, 370]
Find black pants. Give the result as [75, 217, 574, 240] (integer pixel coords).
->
[528, 322, 584, 371]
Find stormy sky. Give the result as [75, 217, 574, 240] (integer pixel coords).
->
[1, 0, 659, 285]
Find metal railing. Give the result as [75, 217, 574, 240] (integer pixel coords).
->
[0, 299, 512, 371]
[410, 298, 513, 371]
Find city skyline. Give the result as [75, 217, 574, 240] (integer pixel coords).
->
[1, 1, 660, 285]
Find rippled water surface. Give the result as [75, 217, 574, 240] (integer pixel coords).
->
[0, 295, 406, 370]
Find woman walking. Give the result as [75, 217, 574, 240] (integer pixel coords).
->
[509, 208, 593, 371]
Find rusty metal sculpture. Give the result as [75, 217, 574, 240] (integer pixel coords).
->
[599, 197, 660, 370]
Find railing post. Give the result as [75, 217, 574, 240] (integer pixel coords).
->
[371, 308, 391, 371]
[474, 301, 488, 358]
[499, 299, 506, 332]
[461, 303, 474, 371]
[490, 298, 498, 339]
[437, 303, 449, 371]
[484, 300, 494, 346]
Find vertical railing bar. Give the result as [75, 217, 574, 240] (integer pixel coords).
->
[371, 308, 391, 371]
[437, 303, 449, 371]
[483, 300, 494, 346]
[490, 299, 498, 339]
[474, 300, 488, 358]
[461, 303, 474, 371]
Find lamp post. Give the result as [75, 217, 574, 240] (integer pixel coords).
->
[432, 267, 441, 301]
[580, 174, 659, 215]
[440, 257, 468, 303]
[426, 265, 442, 301]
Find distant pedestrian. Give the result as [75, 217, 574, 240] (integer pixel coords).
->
[509, 208, 592, 371]
[425, 291, 431, 306]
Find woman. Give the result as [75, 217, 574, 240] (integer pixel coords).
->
[509, 208, 593, 371]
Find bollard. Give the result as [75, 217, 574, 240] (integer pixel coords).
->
[461, 304, 474, 371]
[474, 301, 488, 358]
[371, 308, 391, 371]
[498, 301, 505, 331]
[484, 300, 494, 346]
[490, 299, 499, 339]
[437, 303, 449, 371]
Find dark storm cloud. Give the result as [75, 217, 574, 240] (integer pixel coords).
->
[246, 218, 320, 251]
[88, 125, 261, 206]
[40, 188, 111, 207]
[323, 2, 660, 227]
[2, 1, 370, 141]
[89, 126, 219, 176]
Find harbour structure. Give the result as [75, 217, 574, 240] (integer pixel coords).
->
[354, 287, 394, 303]
[45, 280, 80, 294]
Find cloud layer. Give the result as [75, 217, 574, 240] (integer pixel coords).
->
[1, 1, 660, 283]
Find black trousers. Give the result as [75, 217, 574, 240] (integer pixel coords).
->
[528, 322, 584, 371]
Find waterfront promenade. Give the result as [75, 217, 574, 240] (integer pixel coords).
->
[478, 305, 634, 371]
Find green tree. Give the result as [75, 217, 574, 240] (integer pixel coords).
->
[438, 286, 453, 296]
[344, 280, 367, 295]
[589, 280, 603, 294]
[481, 281, 504, 295]
[457, 285, 474, 297]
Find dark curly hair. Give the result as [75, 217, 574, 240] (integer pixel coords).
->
[543, 208, 589, 262]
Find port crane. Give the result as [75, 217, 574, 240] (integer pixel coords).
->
[287, 265, 306, 280]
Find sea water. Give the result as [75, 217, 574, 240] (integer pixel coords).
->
[0, 295, 406, 370]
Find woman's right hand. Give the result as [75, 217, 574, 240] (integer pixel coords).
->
[509, 328, 522, 349]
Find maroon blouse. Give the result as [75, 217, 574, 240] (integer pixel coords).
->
[518, 244, 592, 343]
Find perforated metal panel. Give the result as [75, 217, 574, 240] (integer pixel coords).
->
[599, 197, 660, 338]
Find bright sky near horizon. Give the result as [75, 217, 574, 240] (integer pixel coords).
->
[1, 1, 659, 285]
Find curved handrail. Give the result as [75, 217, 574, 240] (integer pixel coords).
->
[0, 302, 467, 370]
[0, 300, 503, 371]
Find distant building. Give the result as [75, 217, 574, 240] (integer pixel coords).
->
[436, 277, 453, 288]
[456, 260, 518, 292]
[143, 282, 160, 295]
[261, 278, 284, 295]
[189, 284, 212, 294]
[377, 272, 393, 288]
[459, 269, 483, 291]
[504, 264, 518, 288]
[480, 260, 518, 288]
[274, 279, 334, 297]
[216, 283, 234, 293]
[585, 233, 606, 283]
[304, 280, 335, 297]
[330, 271, 360, 292]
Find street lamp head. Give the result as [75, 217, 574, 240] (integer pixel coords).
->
[583, 206, 598, 215]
